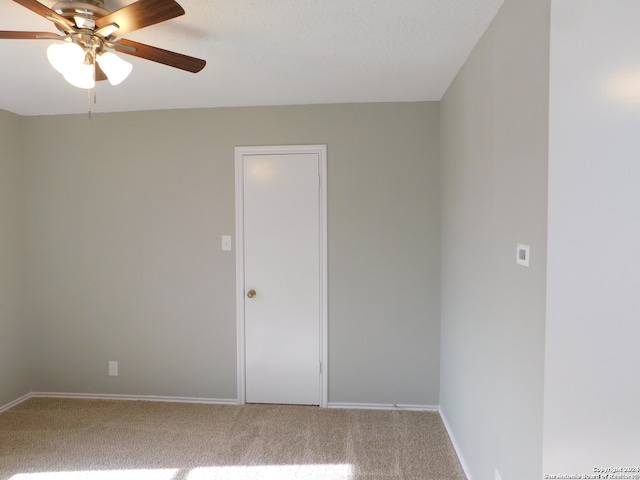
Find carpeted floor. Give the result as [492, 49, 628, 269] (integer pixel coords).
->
[0, 398, 466, 480]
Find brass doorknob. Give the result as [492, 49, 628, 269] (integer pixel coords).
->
[247, 289, 256, 298]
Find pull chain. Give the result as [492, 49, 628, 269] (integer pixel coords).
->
[87, 88, 97, 120]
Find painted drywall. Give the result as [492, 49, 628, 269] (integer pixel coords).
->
[544, 1, 640, 473]
[439, 0, 549, 478]
[22, 102, 441, 405]
[0, 109, 30, 406]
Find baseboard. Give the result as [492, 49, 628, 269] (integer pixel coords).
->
[439, 406, 472, 480]
[0, 392, 32, 414]
[5, 395, 437, 412]
[0, 392, 238, 411]
[31, 392, 239, 405]
[328, 402, 439, 412]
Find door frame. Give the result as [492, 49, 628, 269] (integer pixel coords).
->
[234, 145, 328, 407]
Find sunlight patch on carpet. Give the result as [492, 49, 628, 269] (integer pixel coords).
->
[10, 464, 355, 480]
[10, 470, 179, 480]
[187, 464, 354, 479]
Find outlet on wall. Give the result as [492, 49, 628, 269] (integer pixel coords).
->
[108, 361, 118, 377]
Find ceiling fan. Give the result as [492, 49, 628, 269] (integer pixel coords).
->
[0, 0, 206, 89]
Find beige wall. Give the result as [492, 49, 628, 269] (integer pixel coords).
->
[439, 0, 549, 478]
[0, 109, 30, 407]
[22, 103, 441, 405]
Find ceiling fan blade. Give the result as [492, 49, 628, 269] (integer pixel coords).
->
[95, 0, 185, 37]
[0, 31, 59, 39]
[114, 38, 206, 73]
[12, 0, 75, 30]
[95, 62, 108, 82]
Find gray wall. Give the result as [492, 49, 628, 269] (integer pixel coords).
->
[0, 109, 30, 407]
[439, 0, 549, 478]
[22, 103, 441, 405]
[544, 0, 640, 472]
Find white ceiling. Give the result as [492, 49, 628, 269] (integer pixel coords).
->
[0, 0, 503, 116]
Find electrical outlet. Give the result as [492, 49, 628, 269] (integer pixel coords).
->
[108, 361, 118, 377]
[495, 468, 502, 480]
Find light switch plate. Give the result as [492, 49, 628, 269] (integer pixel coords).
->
[516, 243, 530, 267]
[222, 235, 232, 251]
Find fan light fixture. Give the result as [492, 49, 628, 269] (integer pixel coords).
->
[64, 57, 95, 89]
[1, 0, 207, 93]
[97, 51, 133, 85]
[46, 40, 132, 89]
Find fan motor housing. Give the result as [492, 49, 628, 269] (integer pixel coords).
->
[52, 1, 109, 20]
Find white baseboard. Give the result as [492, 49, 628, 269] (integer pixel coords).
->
[1, 392, 238, 411]
[5, 395, 437, 412]
[0, 392, 32, 414]
[439, 406, 472, 480]
[328, 402, 439, 412]
[31, 392, 239, 405]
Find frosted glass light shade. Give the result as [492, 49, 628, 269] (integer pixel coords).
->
[47, 42, 85, 74]
[97, 52, 133, 86]
[63, 63, 96, 90]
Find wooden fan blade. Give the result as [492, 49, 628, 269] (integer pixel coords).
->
[0, 31, 59, 39]
[114, 38, 206, 73]
[12, 0, 75, 29]
[95, 63, 108, 82]
[95, 0, 185, 37]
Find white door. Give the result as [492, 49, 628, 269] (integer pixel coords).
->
[235, 146, 327, 406]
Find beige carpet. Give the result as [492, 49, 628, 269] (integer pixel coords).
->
[0, 398, 466, 480]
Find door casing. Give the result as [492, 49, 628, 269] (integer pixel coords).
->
[234, 145, 328, 407]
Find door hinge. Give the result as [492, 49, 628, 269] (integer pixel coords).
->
[319, 361, 322, 374]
